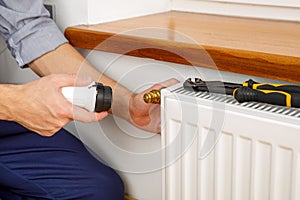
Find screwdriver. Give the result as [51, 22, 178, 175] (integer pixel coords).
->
[243, 79, 300, 93]
[233, 86, 300, 108]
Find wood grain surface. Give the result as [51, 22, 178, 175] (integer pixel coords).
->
[65, 11, 300, 83]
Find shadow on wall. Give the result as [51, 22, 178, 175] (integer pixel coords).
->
[0, 36, 38, 84]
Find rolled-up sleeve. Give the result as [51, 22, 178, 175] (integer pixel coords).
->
[0, 0, 68, 67]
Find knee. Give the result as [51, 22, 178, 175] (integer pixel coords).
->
[88, 167, 124, 200]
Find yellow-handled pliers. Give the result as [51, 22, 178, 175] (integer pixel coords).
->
[183, 78, 300, 108]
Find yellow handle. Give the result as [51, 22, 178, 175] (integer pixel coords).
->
[242, 82, 286, 89]
[259, 90, 292, 107]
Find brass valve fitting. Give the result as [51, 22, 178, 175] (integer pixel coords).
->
[143, 90, 161, 104]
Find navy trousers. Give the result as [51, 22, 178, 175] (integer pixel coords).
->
[0, 120, 124, 200]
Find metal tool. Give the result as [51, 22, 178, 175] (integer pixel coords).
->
[242, 79, 300, 93]
[183, 78, 300, 108]
[143, 78, 300, 107]
[183, 78, 240, 95]
[62, 82, 112, 112]
[232, 86, 300, 107]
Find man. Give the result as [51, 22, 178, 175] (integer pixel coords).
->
[0, 1, 177, 199]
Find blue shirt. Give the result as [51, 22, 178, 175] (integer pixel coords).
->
[0, 0, 67, 67]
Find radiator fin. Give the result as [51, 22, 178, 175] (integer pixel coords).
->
[272, 147, 293, 200]
[253, 141, 272, 200]
[234, 136, 252, 200]
[294, 153, 300, 199]
[172, 87, 300, 118]
[163, 87, 300, 200]
[165, 120, 182, 200]
[215, 132, 233, 200]
[198, 128, 215, 200]
[165, 122, 300, 200]
[181, 123, 198, 200]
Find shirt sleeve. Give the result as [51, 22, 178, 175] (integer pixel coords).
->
[0, 0, 68, 67]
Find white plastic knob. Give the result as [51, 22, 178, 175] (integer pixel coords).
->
[61, 82, 97, 112]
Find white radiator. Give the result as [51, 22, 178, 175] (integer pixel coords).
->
[161, 84, 300, 200]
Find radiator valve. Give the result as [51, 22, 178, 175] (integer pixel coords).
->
[143, 90, 161, 104]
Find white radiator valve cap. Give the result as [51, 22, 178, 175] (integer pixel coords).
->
[61, 82, 112, 112]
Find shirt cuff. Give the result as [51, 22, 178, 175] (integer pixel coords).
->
[6, 17, 68, 67]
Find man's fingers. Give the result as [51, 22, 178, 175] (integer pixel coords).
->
[159, 78, 180, 88]
[146, 78, 180, 92]
[72, 106, 108, 122]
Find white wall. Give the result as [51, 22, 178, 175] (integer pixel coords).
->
[0, 38, 38, 84]
[43, 0, 170, 30]
[88, 0, 170, 24]
[0, 1, 292, 199]
[43, 0, 89, 30]
[172, 0, 300, 22]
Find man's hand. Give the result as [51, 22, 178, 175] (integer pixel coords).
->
[3, 74, 108, 136]
[28, 43, 179, 134]
[129, 78, 179, 133]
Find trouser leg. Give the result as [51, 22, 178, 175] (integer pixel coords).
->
[0, 120, 124, 200]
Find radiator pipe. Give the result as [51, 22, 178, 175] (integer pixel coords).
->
[143, 90, 161, 104]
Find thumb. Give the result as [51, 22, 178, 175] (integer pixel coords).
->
[51, 74, 93, 88]
[148, 78, 180, 91]
[74, 76, 93, 87]
[159, 78, 180, 88]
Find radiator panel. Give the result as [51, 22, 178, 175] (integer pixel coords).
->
[162, 87, 300, 200]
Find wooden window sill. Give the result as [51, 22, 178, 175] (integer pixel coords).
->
[65, 11, 300, 84]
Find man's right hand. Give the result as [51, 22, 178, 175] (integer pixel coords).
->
[1, 74, 108, 136]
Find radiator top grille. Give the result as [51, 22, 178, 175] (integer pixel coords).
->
[171, 87, 300, 118]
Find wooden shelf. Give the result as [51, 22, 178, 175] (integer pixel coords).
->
[65, 11, 300, 84]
